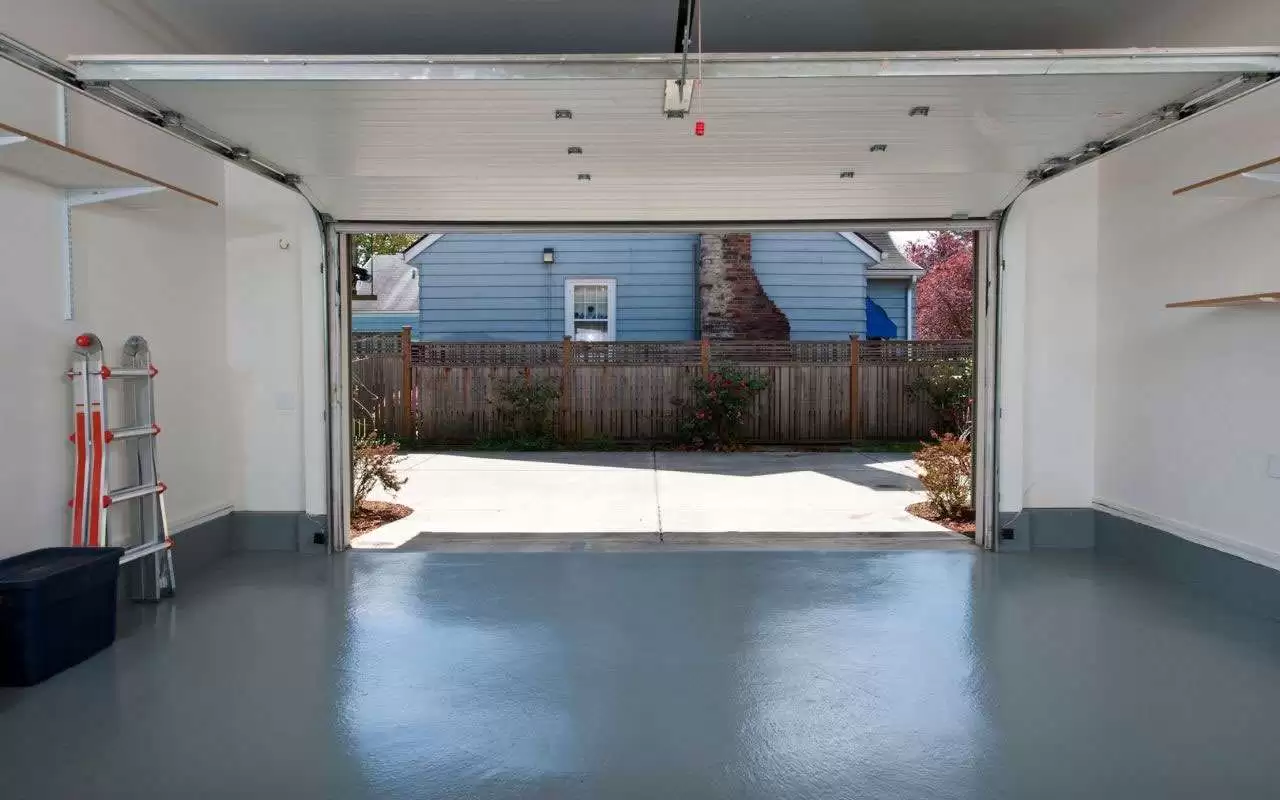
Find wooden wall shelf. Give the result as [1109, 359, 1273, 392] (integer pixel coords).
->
[1166, 292, 1280, 308]
[0, 121, 218, 209]
[1172, 155, 1280, 199]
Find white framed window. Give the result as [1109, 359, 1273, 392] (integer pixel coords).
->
[565, 278, 617, 341]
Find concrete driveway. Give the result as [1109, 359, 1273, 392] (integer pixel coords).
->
[356, 450, 967, 550]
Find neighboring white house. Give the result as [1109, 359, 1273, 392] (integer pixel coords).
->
[352, 253, 419, 332]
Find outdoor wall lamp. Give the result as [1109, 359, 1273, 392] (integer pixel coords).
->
[543, 248, 556, 264]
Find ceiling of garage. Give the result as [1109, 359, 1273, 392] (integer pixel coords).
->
[85, 0, 1280, 55]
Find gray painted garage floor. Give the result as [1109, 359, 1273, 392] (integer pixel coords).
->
[3, 549, 1280, 799]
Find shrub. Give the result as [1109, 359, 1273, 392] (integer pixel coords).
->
[577, 434, 619, 451]
[353, 433, 407, 506]
[491, 377, 561, 442]
[913, 433, 972, 519]
[675, 364, 769, 450]
[906, 357, 974, 434]
[472, 434, 557, 451]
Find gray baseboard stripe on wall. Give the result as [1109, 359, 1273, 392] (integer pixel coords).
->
[169, 509, 234, 579]
[998, 507, 1096, 551]
[1094, 506, 1280, 622]
[231, 511, 330, 555]
[157, 510, 329, 584]
[1000, 504, 1280, 620]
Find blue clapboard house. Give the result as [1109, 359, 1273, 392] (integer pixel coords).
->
[352, 232, 922, 341]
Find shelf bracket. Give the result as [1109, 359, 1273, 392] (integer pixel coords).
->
[67, 186, 166, 207]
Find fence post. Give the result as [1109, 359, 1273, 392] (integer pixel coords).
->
[700, 335, 711, 378]
[561, 336, 573, 440]
[399, 325, 413, 439]
[849, 334, 860, 442]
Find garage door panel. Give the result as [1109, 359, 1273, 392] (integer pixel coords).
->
[302, 172, 1024, 221]
[70, 51, 1274, 221]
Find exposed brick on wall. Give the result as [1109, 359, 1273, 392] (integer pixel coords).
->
[698, 234, 791, 340]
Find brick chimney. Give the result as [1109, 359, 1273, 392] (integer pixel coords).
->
[698, 234, 790, 340]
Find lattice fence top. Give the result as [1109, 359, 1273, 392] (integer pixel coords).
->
[412, 341, 564, 366]
[575, 341, 704, 365]
[711, 341, 851, 364]
[859, 340, 974, 364]
[352, 333, 403, 357]
[394, 338, 973, 366]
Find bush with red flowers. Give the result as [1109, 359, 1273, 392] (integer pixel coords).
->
[675, 364, 769, 450]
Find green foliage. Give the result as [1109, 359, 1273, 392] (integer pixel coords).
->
[472, 434, 557, 451]
[353, 433, 406, 506]
[843, 440, 923, 454]
[675, 364, 769, 451]
[913, 433, 973, 519]
[906, 357, 974, 434]
[490, 377, 561, 441]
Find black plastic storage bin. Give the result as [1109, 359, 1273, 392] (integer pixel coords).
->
[0, 547, 124, 686]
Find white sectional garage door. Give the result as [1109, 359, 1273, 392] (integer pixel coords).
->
[71, 49, 1280, 223]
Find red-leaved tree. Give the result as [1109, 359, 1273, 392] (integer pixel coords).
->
[906, 231, 974, 341]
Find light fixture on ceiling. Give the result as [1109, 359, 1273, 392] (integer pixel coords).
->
[555, 109, 574, 119]
[839, 170, 856, 179]
[909, 106, 930, 117]
[567, 146, 583, 155]
[869, 144, 888, 152]
[543, 248, 556, 264]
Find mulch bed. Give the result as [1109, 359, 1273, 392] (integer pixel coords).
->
[351, 500, 413, 535]
[907, 501, 976, 537]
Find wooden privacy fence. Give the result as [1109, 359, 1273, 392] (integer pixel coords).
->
[352, 329, 973, 444]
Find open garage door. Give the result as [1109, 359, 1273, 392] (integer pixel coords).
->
[55, 47, 1280, 549]
[68, 50, 1280, 222]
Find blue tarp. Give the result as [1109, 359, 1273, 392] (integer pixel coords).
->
[865, 297, 897, 340]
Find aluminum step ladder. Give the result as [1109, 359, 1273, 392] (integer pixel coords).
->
[69, 333, 175, 601]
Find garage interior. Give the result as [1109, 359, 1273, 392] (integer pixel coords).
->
[1, 1, 1279, 797]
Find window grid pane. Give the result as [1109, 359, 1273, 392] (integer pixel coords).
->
[573, 284, 609, 321]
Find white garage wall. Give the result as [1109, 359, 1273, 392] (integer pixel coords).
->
[1000, 83, 1280, 565]
[224, 168, 327, 516]
[0, 2, 344, 556]
[998, 165, 1101, 513]
[0, 74, 231, 556]
[1093, 84, 1280, 565]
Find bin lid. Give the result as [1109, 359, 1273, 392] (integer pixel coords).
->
[0, 547, 123, 588]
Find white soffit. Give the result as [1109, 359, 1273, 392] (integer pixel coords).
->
[72, 50, 1280, 222]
